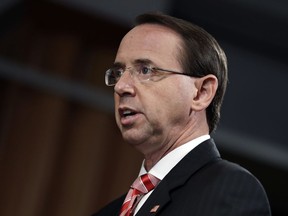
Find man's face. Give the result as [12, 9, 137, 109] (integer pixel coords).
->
[113, 24, 197, 156]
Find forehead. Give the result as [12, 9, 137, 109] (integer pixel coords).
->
[115, 24, 183, 68]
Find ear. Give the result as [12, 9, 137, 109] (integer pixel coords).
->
[191, 75, 218, 111]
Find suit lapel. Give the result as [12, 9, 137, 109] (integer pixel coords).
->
[136, 139, 221, 215]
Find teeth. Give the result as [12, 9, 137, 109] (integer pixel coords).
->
[122, 109, 135, 117]
[123, 110, 132, 116]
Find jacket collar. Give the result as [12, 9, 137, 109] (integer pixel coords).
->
[136, 138, 221, 215]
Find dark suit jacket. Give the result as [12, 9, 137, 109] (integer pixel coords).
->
[93, 139, 271, 216]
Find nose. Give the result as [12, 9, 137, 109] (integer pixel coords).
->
[114, 69, 136, 96]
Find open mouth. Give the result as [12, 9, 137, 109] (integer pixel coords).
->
[120, 109, 137, 118]
[118, 107, 141, 126]
[123, 110, 136, 117]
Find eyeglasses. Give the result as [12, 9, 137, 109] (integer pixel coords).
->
[105, 64, 194, 86]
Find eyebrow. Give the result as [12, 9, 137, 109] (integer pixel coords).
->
[112, 62, 125, 68]
[113, 58, 155, 68]
[133, 58, 154, 65]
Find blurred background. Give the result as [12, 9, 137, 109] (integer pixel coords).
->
[0, 0, 287, 215]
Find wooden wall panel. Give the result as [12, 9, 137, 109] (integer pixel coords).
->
[0, 87, 68, 216]
[0, 1, 142, 216]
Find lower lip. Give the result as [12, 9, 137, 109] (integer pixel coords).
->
[120, 113, 140, 126]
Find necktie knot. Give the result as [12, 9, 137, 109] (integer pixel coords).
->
[120, 173, 160, 216]
[131, 173, 160, 194]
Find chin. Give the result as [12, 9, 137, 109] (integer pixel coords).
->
[122, 132, 146, 146]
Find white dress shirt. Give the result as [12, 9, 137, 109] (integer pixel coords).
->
[133, 135, 210, 215]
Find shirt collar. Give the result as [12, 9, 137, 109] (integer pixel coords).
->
[139, 135, 210, 180]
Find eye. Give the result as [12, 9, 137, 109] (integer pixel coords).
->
[111, 68, 124, 77]
[139, 65, 152, 75]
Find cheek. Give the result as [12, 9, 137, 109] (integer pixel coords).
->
[114, 95, 120, 121]
[153, 81, 194, 116]
[145, 89, 181, 120]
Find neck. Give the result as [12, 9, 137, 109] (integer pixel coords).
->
[142, 111, 210, 171]
[143, 130, 209, 171]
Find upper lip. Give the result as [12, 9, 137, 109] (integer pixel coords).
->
[118, 106, 138, 117]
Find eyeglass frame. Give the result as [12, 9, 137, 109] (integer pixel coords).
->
[104, 64, 195, 86]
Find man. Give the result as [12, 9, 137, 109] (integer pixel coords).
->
[94, 12, 271, 216]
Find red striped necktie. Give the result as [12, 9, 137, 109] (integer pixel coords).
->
[119, 173, 160, 216]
